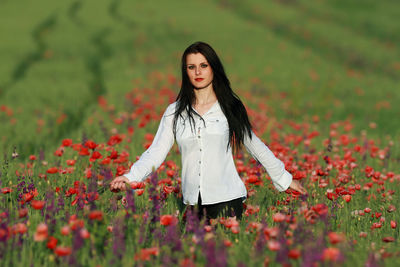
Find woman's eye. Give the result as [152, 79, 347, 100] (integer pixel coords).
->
[201, 64, 208, 68]
[188, 66, 195, 70]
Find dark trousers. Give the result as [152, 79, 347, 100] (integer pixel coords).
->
[196, 193, 244, 220]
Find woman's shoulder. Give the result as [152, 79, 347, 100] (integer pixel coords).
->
[164, 101, 178, 117]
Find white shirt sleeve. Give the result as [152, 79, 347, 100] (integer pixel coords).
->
[243, 131, 292, 191]
[124, 104, 175, 182]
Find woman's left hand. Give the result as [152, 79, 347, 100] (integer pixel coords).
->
[289, 180, 307, 195]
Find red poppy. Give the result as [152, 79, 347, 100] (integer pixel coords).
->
[160, 215, 178, 226]
[47, 236, 58, 250]
[12, 223, 28, 234]
[84, 140, 97, 149]
[79, 147, 90, 156]
[267, 240, 280, 251]
[134, 247, 159, 261]
[204, 225, 212, 232]
[31, 200, 45, 210]
[264, 227, 279, 239]
[54, 148, 64, 157]
[21, 189, 38, 204]
[166, 169, 175, 177]
[46, 167, 59, 174]
[371, 222, 382, 229]
[136, 189, 145, 196]
[359, 232, 367, 238]
[89, 151, 102, 162]
[18, 208, 28, 218]
[390, 220, 397, 229]
[387, 205, 396, 213]
[223, 239, 233, 247]
[1, 187, 12, 194]
[272, 213, 286, 223]
[29, 155, 37, 161]
[69, 218, 85, 231]
[246, 174, 260, 184]
[311, 203, 328, 216]
[288, 248, 301, 259]
[109, 150, 119, 159]
[88, 210, 103, 221]
[62, 139, 73, 147]
[100, 157, 111, 165]
[163, 185, 174, 194]
[54, 246, 72, 256]
[382, 236, 395, 242]
[293, 170, 307, 180]
[131, 182, 145, 190]
[107, 134, 123, 146]
[80, 228, 90, 239]
[342, 195, 351, 202]
[34, 223, 48, 241]
[322, 247, 341, 262]
[328, 232, 345, 244]
[158, 178, 172, 185]
[326, 192, 338, 201]
[66, 159, 76, 166]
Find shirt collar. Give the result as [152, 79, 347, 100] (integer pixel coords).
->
[192, 100, 220, 117]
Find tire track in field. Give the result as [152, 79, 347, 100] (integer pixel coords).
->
[18, 28, 113, 159]
[218, 0, 399, 81]
[67, 0, 84, 26]
[0, 15, 57, 96]
[281, 1, 400, 45]
[108, 0, 135, 28]
[50, 28, 112, 144]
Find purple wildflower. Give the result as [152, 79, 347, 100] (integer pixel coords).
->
[125, 188, 136, 215]
[365, 252, 381, 267]
[138, 211, 149, 245]
[185, 206, 200, 234]
[111, 216, 126, 263]
[39, 148, 45, 161]
[45, 190, 56, 234]
[56, 193, 65, 214]
[203, 239, 227, 267]
[255, 220, 268, 255]
[148, 172, 160, 234]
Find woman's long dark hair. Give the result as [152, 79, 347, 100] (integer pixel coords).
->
[173, 41, 252, 153]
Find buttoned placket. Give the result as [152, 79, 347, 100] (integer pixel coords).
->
[191, 103, 217, 200]
[197, 117, 203, 194]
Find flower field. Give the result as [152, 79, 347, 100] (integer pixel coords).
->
[0, 0, 399, 266]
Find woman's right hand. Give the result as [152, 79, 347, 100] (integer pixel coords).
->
[110, 176, 130, 192]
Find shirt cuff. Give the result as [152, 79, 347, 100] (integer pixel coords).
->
[123, 166, 142, 183]
[272, 170, 293, 192]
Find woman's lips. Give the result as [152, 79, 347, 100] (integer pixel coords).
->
[195, 78, 204, 82]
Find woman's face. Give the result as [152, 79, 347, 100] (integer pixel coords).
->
[186, 53, 214, 89]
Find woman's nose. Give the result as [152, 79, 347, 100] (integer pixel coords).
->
[195, 67, 201, 75]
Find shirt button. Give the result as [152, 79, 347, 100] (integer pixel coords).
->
[200, 149, 202, 152]
[198, 136, 200, 138]
[199, 161, 201, 164]
[199, 173, 201, 176]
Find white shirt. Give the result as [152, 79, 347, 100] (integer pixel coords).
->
[124, 101, 292, 205]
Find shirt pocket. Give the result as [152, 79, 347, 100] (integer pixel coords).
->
[176, 117, 196, 141]
[206, 117, 229, 135]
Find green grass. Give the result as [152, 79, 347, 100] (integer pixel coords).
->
[0, 1, 399, 265]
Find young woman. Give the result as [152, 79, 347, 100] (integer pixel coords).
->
[110, 41, 307, 220]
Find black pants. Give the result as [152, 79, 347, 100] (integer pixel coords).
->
[196, 193, 244, 220]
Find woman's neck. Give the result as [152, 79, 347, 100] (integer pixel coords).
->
[193, 85, 217, 105]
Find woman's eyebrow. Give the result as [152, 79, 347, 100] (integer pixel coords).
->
[187, 62, 208, 65]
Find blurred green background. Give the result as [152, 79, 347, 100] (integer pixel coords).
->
[0, 0, 399, 158]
